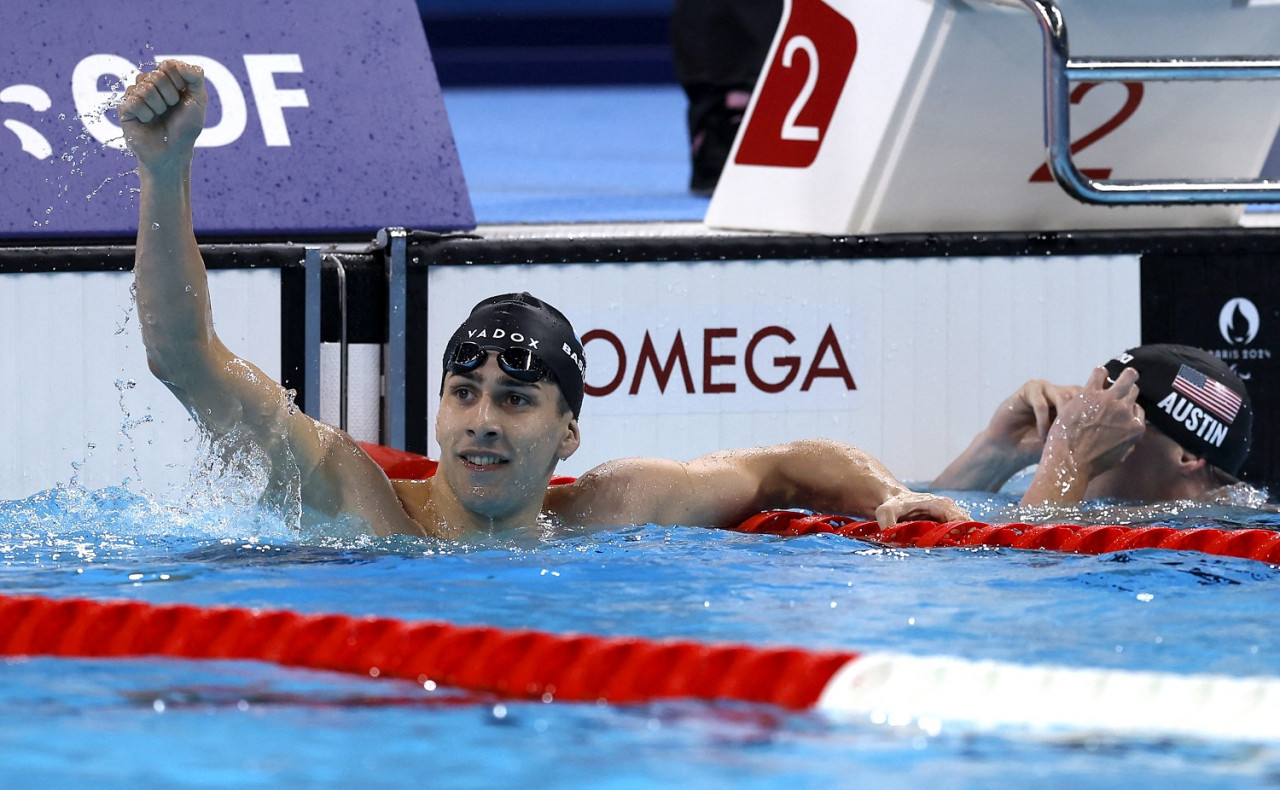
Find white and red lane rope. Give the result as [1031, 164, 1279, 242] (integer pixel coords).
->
[3, 593, 1278, 741]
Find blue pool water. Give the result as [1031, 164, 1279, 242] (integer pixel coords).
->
[3, 483, 1280, 788]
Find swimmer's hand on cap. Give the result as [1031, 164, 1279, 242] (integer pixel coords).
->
[1022, 366, 1145, 507]
[118, 60, 206, 168]
[874, 490, 970, 529]
[990, 378, 1083, 462]
[1051, 365, 1145, 474]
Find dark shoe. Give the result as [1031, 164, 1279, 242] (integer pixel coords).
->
[689, 89, 751, 196]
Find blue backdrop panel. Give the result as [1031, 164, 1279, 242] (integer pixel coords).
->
[1, 0, 473, 238]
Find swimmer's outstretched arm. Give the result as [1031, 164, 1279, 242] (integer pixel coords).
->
[932, 378, 1081, 491]
[550, 438, 969, 530]
[120, 61, 424, 537]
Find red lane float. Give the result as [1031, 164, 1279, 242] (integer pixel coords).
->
[735, 511, 1280, 564]
[0, 594, 849, 709]
[4, 592, 1280, 741]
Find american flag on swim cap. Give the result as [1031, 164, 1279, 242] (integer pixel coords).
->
[1173, 364, 1242, 423]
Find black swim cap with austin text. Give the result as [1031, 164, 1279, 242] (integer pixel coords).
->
[1104, 344, 1252, 476]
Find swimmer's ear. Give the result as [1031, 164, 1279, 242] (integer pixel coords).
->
[558, 418, 580, 461]
[1177, 447, 1208, 475]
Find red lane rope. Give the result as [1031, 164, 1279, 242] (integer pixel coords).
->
[0, 594, 854, 709]
[9, 592, 1279, 740]
[734, 511, 1280, 564]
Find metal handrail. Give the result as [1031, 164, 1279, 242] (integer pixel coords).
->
[1015, 0, 1280, 204]
[303, 248, 322, 419]
[327, 253, 349, 432]
[302, 250, 350, 431]
[381, 228, 408, 451]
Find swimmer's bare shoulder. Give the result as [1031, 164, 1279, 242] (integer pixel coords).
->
[297, 429, 433, 538]
[387, 477, 450, 535]
[541, 459, 660, 528]
[541, 454, 767, 529]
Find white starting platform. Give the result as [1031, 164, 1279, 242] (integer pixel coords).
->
[709, 0, 1280, 234]
[711, 0, 1280, 234]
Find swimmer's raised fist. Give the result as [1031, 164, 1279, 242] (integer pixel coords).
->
[118, 60, 206, 167]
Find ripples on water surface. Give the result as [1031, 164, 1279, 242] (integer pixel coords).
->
[2, 484, 1280, 789]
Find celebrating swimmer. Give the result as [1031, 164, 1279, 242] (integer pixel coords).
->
[934, 344, 1254, 507]
[119, 60, 968, 538]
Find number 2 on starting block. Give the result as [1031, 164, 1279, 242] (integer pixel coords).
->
[734, 0, 857, 168]
[708, 0, 1280, 235]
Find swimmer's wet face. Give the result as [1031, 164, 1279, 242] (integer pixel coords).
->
[1084, 422, 1191, 501]
[435, 355, 580, 523]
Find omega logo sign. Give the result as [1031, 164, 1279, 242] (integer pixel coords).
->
[581, 324, 856, 397]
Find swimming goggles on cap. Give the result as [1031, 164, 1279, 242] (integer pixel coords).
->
[447, 341, 552, 384]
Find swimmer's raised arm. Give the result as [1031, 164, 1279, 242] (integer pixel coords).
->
[932, 378, 1081, 491]
[549, 438, 969, 530]
[121, 61, 423, 538]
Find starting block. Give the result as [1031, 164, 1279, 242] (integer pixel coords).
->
[707, 0, 1280, 234]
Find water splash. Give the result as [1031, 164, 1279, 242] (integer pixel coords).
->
[177, 427, 302, 542]
[112, 378, 152, 489]
[114, 279, 137, 336]
[35, 61, 150, 226]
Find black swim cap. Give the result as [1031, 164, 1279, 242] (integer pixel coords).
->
[1104, 344, 1252, 475]
[442, 293, 586, 417]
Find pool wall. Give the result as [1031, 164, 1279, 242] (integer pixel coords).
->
[0, 224, 1275, 499]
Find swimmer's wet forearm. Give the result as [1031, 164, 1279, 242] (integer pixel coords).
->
[931, 436, 1025, 492]
[764, 439, 931, 521]
[1019, 448, 1089, 506]
[125, 63, 218, 384]
[133, 173, 220, 392]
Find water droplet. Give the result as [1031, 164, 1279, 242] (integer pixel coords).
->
[151, 222, 160, 230]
